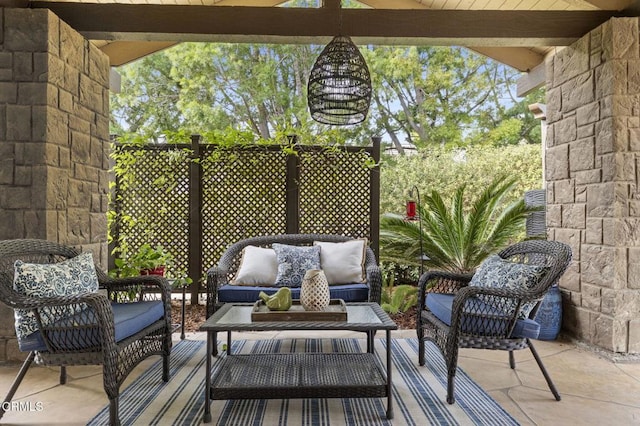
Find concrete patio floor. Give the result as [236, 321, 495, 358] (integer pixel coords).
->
[1, 329, 639, 425]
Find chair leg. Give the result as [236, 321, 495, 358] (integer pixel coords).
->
[417, 326, 425, 366]
[446, 374, 456, 404]
[0, 351, 35, 420]
[445, 346, 460, 404]
[162, 352, 170, 382]
[509, 350, 516, 369]
[528, 339, 561, 401]
[59, 366, 67, 385]
[109, 397, 121, 426]
[161, 327, 171, 382]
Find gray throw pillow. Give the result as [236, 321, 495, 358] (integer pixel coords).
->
[272, 244, 321, 287]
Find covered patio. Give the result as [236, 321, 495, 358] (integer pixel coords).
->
[2, 0, 640, 424]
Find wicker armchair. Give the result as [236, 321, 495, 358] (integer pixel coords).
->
[0, 239, 172, 426]
[416, 240, 572, 404]
[206, 234, 382, 354]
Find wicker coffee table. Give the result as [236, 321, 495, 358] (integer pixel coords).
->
[199, 302, 398, 423]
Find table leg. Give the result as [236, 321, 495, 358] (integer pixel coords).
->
[386, 329, 394, 419]
[180, 284, 186, 340]
[367, 330, 374, 353]
[227, 330, 232, 355]
[203, 332, 212, 423]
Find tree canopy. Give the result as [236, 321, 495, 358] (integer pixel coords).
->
[110, 43, 543, 148]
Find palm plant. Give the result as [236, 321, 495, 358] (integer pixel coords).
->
[380, 176, 535, 273]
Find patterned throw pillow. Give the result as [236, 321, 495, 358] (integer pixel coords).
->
[13, 252, 99, 340]
[469, 254, 548, 319]
[272, 244, 321, 287]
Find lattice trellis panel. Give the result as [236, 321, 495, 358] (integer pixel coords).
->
[112, 146, 191, 280]
[200, 147, 289, 274]
[298, 149, 372, 240]
[111, 140, 378, 298]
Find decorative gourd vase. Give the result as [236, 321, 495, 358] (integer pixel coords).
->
[300, 269, 330, 311]
[534, 284, 563, 340]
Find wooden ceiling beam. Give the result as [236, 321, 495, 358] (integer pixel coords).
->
[31, 3, 618, 46]
[212, 0, 290, 5]
[581, 0, 636, 11]
[355, 0, 423, 8]
[97, 41, 177, 66]
[356, 0, 552, 72]
[517, 61, 547, 97]
[470, 47, 545, 72]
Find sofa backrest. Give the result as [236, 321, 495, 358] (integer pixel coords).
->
[218, 234, 374, 281]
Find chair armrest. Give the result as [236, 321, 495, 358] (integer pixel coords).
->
[6, 290, 119, 353]
[0, 281, 112, 315]
[365, 263, 382, 304]
[362, 246, 382, 304]
[206, 265, 230, 296]
[448, 285, 535, 340]
[453, 284, 542, 313]
[206, 265, 229, 317]
[45, 291, 116, 334]
[100, 275, 172, 304]
[99, 275, 171, 340]
[417, 270, 472, 309]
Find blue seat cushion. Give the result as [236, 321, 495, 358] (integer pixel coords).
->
[18, 300, 165, 352]
[218, 283, 369, 303]
[425, 293, 540, 339]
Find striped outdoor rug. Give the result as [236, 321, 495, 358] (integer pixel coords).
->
[88, 338, 518, 425]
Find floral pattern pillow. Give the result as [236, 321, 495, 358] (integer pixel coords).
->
[469, 254, 548, 319]
[272, 244, 321, 287]
[13, 252, 99, 340]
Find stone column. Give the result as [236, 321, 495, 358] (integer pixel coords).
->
[0, 8, 110, 362]
[546, 17, 640, 354]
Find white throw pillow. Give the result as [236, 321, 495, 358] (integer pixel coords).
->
[13, 252, 99, 340]
[314, 239, 367, 285]
[231, 246, 278, 286]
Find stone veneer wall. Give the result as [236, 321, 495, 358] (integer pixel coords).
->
[0, 8, 110, 362]
[546, 17, 640, 354]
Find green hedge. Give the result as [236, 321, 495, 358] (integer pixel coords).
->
[380, 144, 543, 216]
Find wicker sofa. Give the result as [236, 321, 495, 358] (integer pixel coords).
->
[206, 234, 382, 340]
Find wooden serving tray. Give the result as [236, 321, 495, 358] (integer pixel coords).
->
[251, 299, 347, 322]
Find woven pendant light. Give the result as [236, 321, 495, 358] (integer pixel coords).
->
[307, 35, 372, 126]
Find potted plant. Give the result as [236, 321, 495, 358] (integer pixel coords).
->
[111, 243, 174, 279]
[111, 244, 193, 288]
[131, 243, 173, 277]
[110, 243, 193, 305]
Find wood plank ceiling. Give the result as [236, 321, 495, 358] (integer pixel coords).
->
[23, 0, 640, 91]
